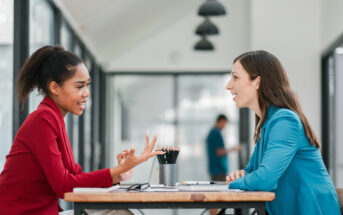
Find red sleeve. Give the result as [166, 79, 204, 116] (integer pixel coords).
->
[73, 163, 83, 175]
[29, 110, 113, 199]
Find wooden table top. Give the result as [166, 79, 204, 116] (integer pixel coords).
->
[64, 191, 275, 203]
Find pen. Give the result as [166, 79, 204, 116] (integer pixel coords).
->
[183, 181, 216, 185]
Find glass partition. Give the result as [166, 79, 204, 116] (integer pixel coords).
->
[177, 75, 239, 182]
[110, 74, 238, 184]
[0, 0, 13, 171]
[111, 75, 174, 184]
[109, 74, 238, 215]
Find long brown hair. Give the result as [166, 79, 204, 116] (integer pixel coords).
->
[234, 50, 320, 148]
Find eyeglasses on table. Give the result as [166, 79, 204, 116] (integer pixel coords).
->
[127, 183, 150, 191]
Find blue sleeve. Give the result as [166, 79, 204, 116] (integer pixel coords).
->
[230, 114, 299, 191]
[244, 144, 258, 174]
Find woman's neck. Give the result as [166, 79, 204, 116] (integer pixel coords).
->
[249, 98, 262, 118]
[49, 95, 67, 118]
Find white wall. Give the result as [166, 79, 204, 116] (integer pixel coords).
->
[250, 0, 321, 139]
[321, 0, 343, 51]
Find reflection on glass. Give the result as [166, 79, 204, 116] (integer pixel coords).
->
[29, 0, 54, 113]
[0, 0, 13, 171]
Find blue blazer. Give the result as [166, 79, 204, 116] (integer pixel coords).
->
[229, 105, 341, 215]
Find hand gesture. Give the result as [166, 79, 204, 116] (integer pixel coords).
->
[119, 133, 164, 172]
[116, 150, 133, 181]
[226, 169, 246, 184]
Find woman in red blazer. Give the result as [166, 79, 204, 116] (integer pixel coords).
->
[0, 45, 162, 215]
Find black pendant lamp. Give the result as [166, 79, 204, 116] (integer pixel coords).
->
[198, 0, 226, 16]
[194, 36, 214, 51]
[195, 18, 219, 36]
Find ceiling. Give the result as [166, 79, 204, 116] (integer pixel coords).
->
[53, 0, 249, 72]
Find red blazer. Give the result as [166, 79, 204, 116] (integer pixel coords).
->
[0, 97, 113, 215]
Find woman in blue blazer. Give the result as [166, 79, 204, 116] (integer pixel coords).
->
[225, 50, 341, 215]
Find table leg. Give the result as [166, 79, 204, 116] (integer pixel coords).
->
[254, 208, 265, 215]
[74, 203, 83, 215]
[234, 208, 242, 214]
[218, 208, 226, 214]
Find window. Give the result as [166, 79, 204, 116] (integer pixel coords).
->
[177, 75, 238, 182]
[61, 21, 71, 50]
[110, 74, 238, 183]
[0, 0, 13, 171]
[111, 75, 174, 183]
[109, 74, 238, 215]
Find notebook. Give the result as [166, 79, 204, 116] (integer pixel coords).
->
[73, 185, 120, 193]
[176, 184, 229, 192]
[176, 182, 243, 192]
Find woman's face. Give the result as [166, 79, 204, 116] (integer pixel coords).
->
[52, 63, 90, 117]
[226, 60, 260, 109]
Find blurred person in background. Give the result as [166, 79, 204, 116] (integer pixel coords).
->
[206, 114, 241, 215]
[206, 114, 241, 182]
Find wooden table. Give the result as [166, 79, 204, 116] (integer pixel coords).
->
[64, 191, 275, 215]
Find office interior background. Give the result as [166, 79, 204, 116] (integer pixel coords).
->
[1, 0, 343, 214]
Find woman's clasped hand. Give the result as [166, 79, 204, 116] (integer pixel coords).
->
[226, 169, 246, 184]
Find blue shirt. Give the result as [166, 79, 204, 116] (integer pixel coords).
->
[206, 127, 228, 175]
[229, 105, 341, 215]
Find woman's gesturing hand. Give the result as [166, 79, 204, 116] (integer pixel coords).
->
[110, 133, 163, 180]
[226, 169, 246, 184]
[120, 133, 164, 171]
[116, 150, 133, 182]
